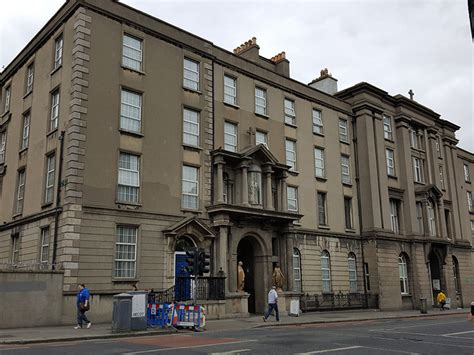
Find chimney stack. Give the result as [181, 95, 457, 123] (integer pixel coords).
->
[233, 37, 260, 62]
[270, 51, 290, 77]
[308, 68, 338, 95]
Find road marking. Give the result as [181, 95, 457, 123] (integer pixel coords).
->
[210, 349, 251, 355]
[297, 345, 362, 354]
[123, 339, 257, 354]
[442, 330, 474, 336]
[372, 319, 466, 331]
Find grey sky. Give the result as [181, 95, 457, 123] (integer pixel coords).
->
[1, 0, 472, 151]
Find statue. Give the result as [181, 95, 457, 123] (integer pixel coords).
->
[237, 261, 245, 292]
[272, 264, 284, 291]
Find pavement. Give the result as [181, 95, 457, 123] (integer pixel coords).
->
[0, 307, 470, 345]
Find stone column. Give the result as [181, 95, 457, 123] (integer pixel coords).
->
[280, 172, 288, 211]
[263, 165, 274, 210]
[218, 225, 230, 292]
[285, 233, 295, 292]
[437, 200, 447, 239]
[422, 199, 430, 237]
[215, 158, 225, 204]
[241, 163, 249, 207]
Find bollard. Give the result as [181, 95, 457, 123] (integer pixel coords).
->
[419, 298, 428, 314]
[469, 301, 474, 321]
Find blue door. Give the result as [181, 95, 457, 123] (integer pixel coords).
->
[175, 253, 191, 301]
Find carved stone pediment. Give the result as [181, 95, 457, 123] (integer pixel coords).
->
[415, 184, 443, 202]
[163, 216, 215, 251]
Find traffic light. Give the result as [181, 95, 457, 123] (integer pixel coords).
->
[185, 249, 197, 274]
[198, 250, 210, 276]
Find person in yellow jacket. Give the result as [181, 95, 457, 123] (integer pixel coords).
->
[437, 290, 447, 310]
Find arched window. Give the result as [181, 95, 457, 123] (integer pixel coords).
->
[293, 248, 302, 292]
[427, 199, 437, 237]
[452, 256, 460, 294]
[348, 252, 357, 293]
[321, 250, 331, 293]
[399, 253, 409, 294]
[175, 236, 195, 252]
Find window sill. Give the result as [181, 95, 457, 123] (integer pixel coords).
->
[388, 174, 398, 180]
[1, 111, 11, 119]
[384, 138, 395, 144]
[340, 140, 350, 145]
[183, 86, 202, 95]
[414, 181, 426, 186]
[18, 147, 28, 155]
[255, 112, 269, 119]
[224, 101, 240, 109]
[112, 278, 139, 283]
[46, 128, 58, 138]
[313, 131, 324, 137]
[469, 210, 474, 215]
[410, 147, 425, 153]
[183, 144, 203, 152]
[284, 122, 297, 128]
[181, 208, 200, 213]
[23, 91, 33, 99]
[316, 176, 327, 182]
[401, 293, 412, 297]
[288, 170, 299, 176]
[342, 182, 353, 187]
[318, 225, 330, 230]
[50, 65, 62, 76]
[116, 201, 142, 208]
[345, 228, 356, 233]
[465, 180, 471, 184]
[121, 65, 146, 75]
[119, 129, 144, 138]
[12, 213, 23, 219]
[41, 202, 53, 209]
[1, 113, 12, 127]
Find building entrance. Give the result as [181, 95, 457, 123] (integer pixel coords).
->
[429, 251, 443, 305]
[237, 235, 265, 314]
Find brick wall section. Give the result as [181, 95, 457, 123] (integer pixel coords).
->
[59, 7, 91, 291]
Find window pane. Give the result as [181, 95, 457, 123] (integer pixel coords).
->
[184, 59, 199, 90]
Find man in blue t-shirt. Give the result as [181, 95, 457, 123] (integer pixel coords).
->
[75, 284, 91, 329]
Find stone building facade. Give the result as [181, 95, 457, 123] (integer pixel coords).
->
[0, 0, 472, 322]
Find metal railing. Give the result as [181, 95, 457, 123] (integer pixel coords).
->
[175, 276, 226, 302]
[300, 292, 379, 312]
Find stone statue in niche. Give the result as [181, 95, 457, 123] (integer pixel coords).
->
[237, 261, 245, 292]
[248, 171, 262, 205]
[272, 264, 284, 291]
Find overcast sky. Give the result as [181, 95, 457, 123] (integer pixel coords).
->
[1, 0, 472, 151]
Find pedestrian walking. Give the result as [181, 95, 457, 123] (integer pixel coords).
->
[437, 290, 447, 311]
[75, 284, 92, 329]
[263, 286, 279, 322]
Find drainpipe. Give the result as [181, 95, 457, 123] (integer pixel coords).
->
[52, 130, 65, 270]
[352, 114, 369, 308]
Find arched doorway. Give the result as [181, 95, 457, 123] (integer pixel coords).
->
[452, 256, 462, 307]
[237, 235, 265, 314]
[428, 251, 443, 305]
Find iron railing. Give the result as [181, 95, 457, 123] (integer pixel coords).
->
[175, 276, 226, 302]
[148, 285, 175, 304]
[300, 292, 379, 312]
